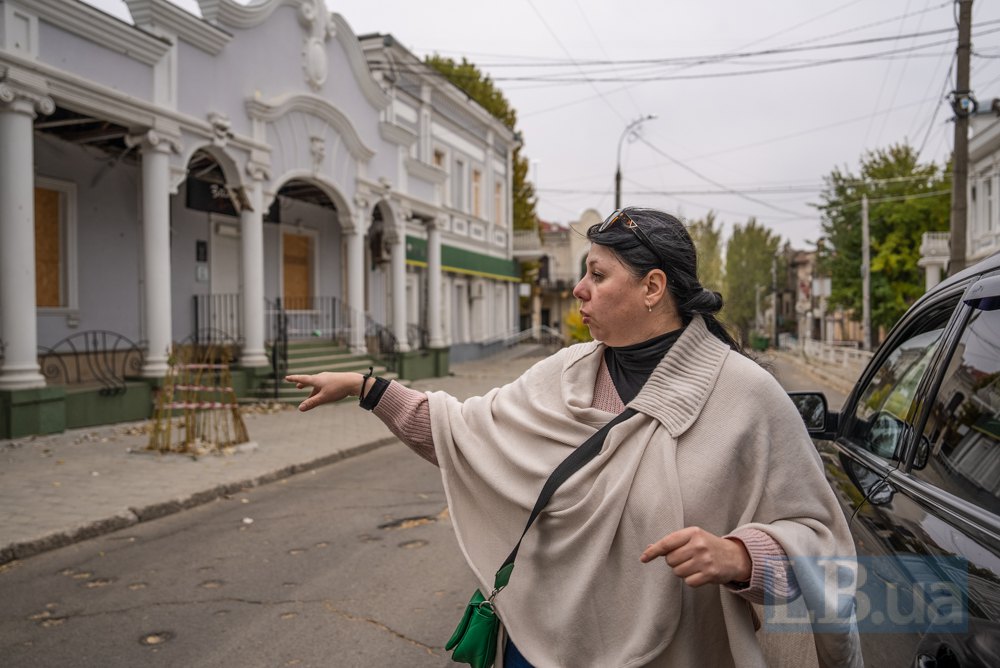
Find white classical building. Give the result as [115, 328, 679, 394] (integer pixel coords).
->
[920, 98, 1000, 288]
[967, 99, 1000, 264]
[0, 0, 519, 436]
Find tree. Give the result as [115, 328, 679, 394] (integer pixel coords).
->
[425, 55, 538, 231]
[723, 218, 782, 342]
[686, 212, 724, 293]
[817, 144, 950, 340]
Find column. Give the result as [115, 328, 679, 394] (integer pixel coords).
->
[0, 82, 53, 389]
[127, 131, 176, 377]
[427, 218, 445, 348]
[346, 213, 366, 354]
[389, 221, 410, 353]
[240, 176, 268, 366]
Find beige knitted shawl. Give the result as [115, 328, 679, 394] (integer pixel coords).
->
[427, 316, 861, 667]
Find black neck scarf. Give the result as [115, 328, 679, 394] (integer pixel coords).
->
[603, 328, 684, 405]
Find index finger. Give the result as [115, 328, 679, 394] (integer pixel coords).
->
[639, 527, 697, 563]
[285, 374, 312, 384]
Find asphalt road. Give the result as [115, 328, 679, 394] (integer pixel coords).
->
[0, 443, 473, 668]
[0, 357, 845, 667]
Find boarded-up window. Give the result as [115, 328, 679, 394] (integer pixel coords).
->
[282, 233, 312, 308]
[35, 187, 62, 308]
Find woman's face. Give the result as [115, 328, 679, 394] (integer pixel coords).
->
[572, 244, 650, 346]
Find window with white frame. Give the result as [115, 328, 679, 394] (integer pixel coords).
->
[987, 172, 996, 233]
[472, 168, 482, 218]
[494, 180, 505, 226]
[34, 178, 77, 311]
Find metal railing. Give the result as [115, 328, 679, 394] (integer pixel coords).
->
[365, 314, 399, 373]
[193, 293, 243, 344]
[38, 330, 145, 395]
[265, 297, 403, 386]
[268, 301, 289, 400]
[407, 323, 429, 351]
[265, 296, 351, 342]
[802, 338, 873, 372]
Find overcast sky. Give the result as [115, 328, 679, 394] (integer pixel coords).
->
[84, 1, 1000, 250]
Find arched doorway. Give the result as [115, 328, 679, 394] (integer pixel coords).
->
[182, 148, 244, 344]
[265, 178, 347, 341]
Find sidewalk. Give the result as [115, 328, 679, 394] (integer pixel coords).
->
[0, 353, 546, 565]
[769, 348, 862, 397]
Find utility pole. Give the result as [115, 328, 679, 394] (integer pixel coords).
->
[862, 194, 872, 351]
[949, 0, 974, 274]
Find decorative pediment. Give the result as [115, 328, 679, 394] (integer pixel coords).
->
[246, 93, 374, 162]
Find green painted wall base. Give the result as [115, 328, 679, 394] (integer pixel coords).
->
[237, 365, 274, 397]
[64, 382, 153, 429]
[397, 348, 450, 380]
[0, 386, 67, 439]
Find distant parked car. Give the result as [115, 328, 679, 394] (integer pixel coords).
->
[790, 252, 1000, 667]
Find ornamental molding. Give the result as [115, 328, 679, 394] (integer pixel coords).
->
[16, 0, 171, 66]
[197, 0, 299, 29]
[197, 1, 389, 111]
[404, 156, 448, 185]
[0, 68, 54, 116]
[297, 0, 334, 91]
[245, 159, 272, 182]
[207, 111, 232, 147]
[379, 120, 417, 147]
[125, 128, 182, 154]
[246, 93, 375, 162]
[124, 0, 232, 55]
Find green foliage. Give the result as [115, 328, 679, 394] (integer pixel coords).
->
[425, 55, 538, 231]
[686, 211, 725, 293]
[564, 306, 593, 344]
[817, 144, 951, 335]
[723, 218, 782, 340]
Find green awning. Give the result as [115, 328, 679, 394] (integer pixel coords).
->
[405, 235, 520, 282]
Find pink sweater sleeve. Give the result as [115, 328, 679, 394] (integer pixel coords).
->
[723, 528, 799, 604]
[371, 381, 438, 465]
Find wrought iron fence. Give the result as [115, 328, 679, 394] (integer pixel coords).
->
[407, 323, 429, 351]
[267, 300, 289, 400]
[365, 314, 399, 373]
[192, 293, 242, 344]
[38, 330, 145, 395]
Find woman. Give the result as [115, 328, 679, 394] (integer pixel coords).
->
[288, 208, 860, 667]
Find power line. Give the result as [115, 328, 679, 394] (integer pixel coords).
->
[479, 30, 1000, 83]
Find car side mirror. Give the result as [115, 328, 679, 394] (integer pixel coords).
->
[788, 391, 839, 439]
[911, 435, 931, 470]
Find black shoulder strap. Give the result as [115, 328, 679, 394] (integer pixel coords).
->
[489, 408, 638, 592]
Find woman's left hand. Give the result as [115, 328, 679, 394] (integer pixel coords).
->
[639, 526, 752, 587]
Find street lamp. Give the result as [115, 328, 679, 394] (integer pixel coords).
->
[615, 114, 656, 209]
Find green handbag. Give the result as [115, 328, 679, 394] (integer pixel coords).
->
[445, 409, 637, 668]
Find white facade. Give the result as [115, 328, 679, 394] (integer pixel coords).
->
[0, 0, 519, 390]
[968, 104, 1000, 264]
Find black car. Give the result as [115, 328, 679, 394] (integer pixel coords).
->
[790, 251, 1000, 667]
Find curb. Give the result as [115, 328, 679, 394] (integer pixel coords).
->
[0, 435, 400, 566]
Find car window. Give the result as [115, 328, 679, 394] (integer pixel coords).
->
[915, 304, 1000, 515]
[847, 297, 959, 459]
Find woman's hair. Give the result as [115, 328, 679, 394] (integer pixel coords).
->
[586, 207, 744, 352]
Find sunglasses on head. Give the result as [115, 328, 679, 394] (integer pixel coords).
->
[598, 209, 663, 266]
